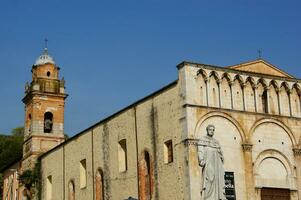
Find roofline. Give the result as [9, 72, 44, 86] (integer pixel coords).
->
[177, 60, 301, 82]
[39, 80, 178, 159]
[227, 58, 295, 79]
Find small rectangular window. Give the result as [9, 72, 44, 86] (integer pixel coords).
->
[164, 140, 173, 164]
[46, 175, 52, 200]
[80, 159, 87, 189]
[118, 139, 127, 172]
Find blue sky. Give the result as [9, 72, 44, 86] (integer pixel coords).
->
[0, 0, 300, 136]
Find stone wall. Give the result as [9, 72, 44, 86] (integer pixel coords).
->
[40, 82, 186, 200]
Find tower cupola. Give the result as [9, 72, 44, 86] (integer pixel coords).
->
[34, 48, 55, 66]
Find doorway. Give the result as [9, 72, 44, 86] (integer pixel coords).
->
[261, 188, 290, 200]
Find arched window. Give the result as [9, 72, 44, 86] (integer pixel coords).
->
[44, 112, 53, 133]
[68, 180, 75, 200]
[95, 169, 104, 200]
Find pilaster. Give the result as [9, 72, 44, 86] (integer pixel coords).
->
[293, 148, 301, 199]
[242, 143, 256, 200]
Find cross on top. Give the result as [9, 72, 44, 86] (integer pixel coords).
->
[257, 49, 262, 59]
[44, 38, 48, 49]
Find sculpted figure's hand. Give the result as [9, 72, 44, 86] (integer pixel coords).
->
[199, 160, 206, 167]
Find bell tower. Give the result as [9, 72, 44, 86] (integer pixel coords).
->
[22, 47, 68, 170]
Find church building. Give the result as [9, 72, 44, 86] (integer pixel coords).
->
[2, 49, 301, 200]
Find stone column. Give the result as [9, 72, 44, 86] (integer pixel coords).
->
[229, 81, 234, 109]
[288, 89, 293, 116]
[205, 78, 209, 107]
[242, 143, 256, 200]
[253, 86, 258, 112]
[242, 83, 246, 111]
[293, 148, 301, 199]
[276, 88, 281, 115]
[217, 79, 221, 108]
[265, 86, 270, 114]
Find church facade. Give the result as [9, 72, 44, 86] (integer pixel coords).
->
[2, 49, 301, 200]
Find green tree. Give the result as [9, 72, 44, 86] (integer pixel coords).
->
[0, 127, 24, 200]
[0, 173, 3, 200]
[11, 126, 24, 136]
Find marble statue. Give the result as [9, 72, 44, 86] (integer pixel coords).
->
[198, 124, 226, 200]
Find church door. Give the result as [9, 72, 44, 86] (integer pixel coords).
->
[261, 188, 290, 200]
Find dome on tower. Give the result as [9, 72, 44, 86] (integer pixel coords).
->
[34, 48, 55, 66]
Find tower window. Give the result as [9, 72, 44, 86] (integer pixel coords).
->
[118, 139, 127, 172]
[47, 71, 51, 77]
[44, 112, 53, 133]
[164, 140, 173, 164]
[80, 159, 87, 189]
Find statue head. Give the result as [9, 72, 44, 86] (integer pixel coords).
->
[206, 124, 215, 137]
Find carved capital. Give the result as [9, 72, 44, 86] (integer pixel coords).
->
[264, 86, 270, 91]
[293, 148, 301, 156]
[242, 143, 253, 152]
[183, 139, 198, 147]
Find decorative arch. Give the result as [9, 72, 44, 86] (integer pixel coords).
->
[280, 81, 290, 92]
[254, 149, 293, 176]
[292, 83, 301, 96]
[197, 68, 208, 80]
[221, 72, 231, 83]
[245, 76, 256, 88]
[257, 78, 268, 88]
[253, 149, 296, 189]
[208, 70, 220, 81]
[220, 73, 232, 109]
[208, 71, 220, 107]
[194, 111, 247, 142]
[268, 80, 280, 115]
[233, 74, 244, 86]
[249, 118, 297, 146]
[269, 80, 280, 90]
[196, 69, 208, 106]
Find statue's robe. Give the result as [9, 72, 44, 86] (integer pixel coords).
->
[198, 136, 225, 200]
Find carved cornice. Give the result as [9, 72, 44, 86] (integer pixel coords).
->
[293, 148, 301, 156]
[242, 143, 253, 152]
